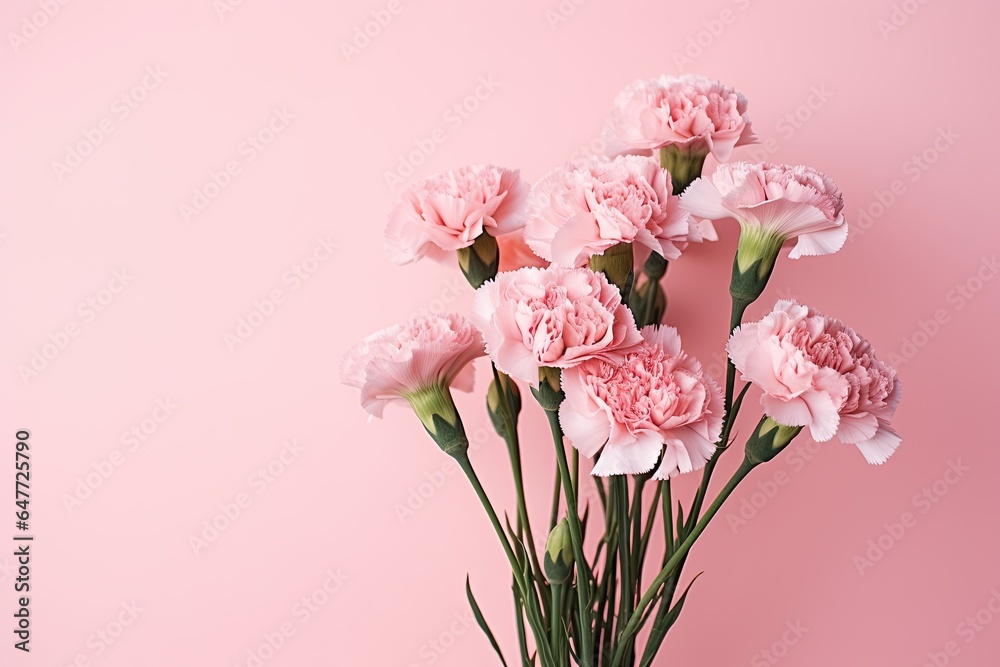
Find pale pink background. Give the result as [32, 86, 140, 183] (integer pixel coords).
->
[2, 0, 999, 665]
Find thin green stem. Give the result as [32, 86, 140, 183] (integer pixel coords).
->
[688, 297, 751, 525]
[724, 298, 750, 414]
[505, 427, 544, 587]
[549, 468, 562, 532]
[550, 583, 565, 660]
[491, 363, 545, 593]
[610, 456, 757, 667]
[572, 448, 580, 501]
[545, 409, 594, 667]
[458, 455, 524, 587]
[458, 455, 557, 667]
[629, 477, 646, 589]
[613, 476, 633, 664]
[513, 581, 530, 667]
[636, 483, 662, 572]
[661, 481, 673, 558]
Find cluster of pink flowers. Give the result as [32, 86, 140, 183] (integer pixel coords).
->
[340, 72, 906, 667]
[346, 72, 901, 478]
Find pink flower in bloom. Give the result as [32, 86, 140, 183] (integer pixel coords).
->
[340, 313, 485, 418]
[604, 75, 756, 161]
[385, 164, 529, 264]
[525, 155, 707, 268]
[560, 326, 724, 478]
[471, 266, 642, 385]
[681, 162, 847, 259]
[727, 301, 902, 464]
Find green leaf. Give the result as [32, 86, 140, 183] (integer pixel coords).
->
[511, 582, 532, 667]
[505, 514, 527, 570]
[637, 573, 703, 667]
[675, 501, 686, 543]
[467, 576, 509, 667]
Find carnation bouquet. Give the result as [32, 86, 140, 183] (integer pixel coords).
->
[342, 75, 901, 667]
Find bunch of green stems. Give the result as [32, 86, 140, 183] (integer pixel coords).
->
[451, 149, 794, 667]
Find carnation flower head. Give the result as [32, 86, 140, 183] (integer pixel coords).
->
[559, 326, 724, 478]
[385, 164, 529, 265]
[681, 162, 847, 275]
[471, 266, 642, 386]
[727, 300, 902, 464]
[341, 313, 485, 430]
[525, 155, 705, 270]
[604, 74, 756, 163]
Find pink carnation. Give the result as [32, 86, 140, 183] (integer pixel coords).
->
[525, 155, 705, 268]
[340, 313, 485, 418]
[471, 266, 642, 385]
[681, 162, 847, 258]
[560, 326, 724, 478]
[385, 164, 529, 264]
[604, 75, 756, 162]
[727, 301, 902, 464]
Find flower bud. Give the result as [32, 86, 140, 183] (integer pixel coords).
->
[404, 384, 469, 458]
[531, 367, 565, 412]
[487, 372, 521, 438]
[456, 233, 500, 289]
[730, 226, 784, 306]
[744, 416, 803, 465]
[659, 144, 709, 194]
[543, 519, 575, 585]
[589, 242, 634, 300]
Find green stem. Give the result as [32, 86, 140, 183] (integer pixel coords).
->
[613, 476, 633, 663]
[545, 409, 594, 667]
[725, 298, 750, 413]
[601, 542, 619, 667]
[688, 296, 751, 525]
[636, 483, 662, 572]
[505, 427, 544, 587]
[491, 363, 545, 593]
[550, 583, 565, 660]
[572, 448, 580, 501]
[549, 468, 562, 532]
[610, 456, 758, 667]
[458, 455, 556, 667]
[512, 581, 530, 667]
[458, 455, 524, 585]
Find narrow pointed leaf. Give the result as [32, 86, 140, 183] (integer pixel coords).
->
[638, 573, 703, 667]
[467, 576, 509, 667]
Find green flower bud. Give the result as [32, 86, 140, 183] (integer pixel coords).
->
[456, 233, 499, 289]
[729, 226, 784, 306]
[487, 372, 521, 437]
[404, 384, 469, 458]
[543, 519, 575, 585]
[659, 144, 709, 194]
[589, 243, 634, 300]
[531, 367, 564, 412]
[745, 416, 803, 465]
